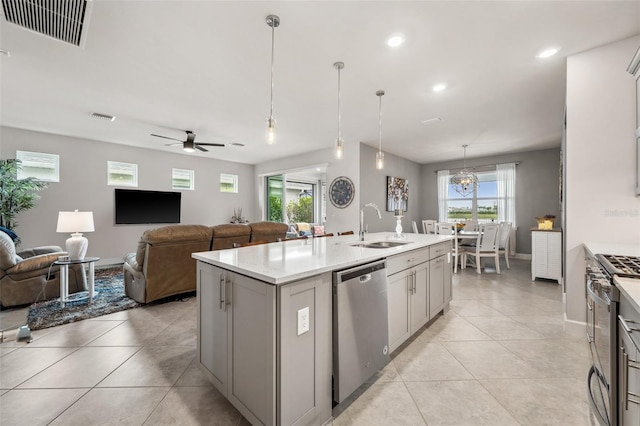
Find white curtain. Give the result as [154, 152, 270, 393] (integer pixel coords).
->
[496, 163, 516, 226]
[437, 170, 449, 222]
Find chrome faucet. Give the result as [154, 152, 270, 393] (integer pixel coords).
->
[360, 203, 382, 241]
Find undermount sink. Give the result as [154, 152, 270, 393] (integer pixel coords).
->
[350, 241, 411, 249]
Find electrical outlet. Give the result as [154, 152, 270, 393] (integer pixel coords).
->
[297, 307, 310, 336]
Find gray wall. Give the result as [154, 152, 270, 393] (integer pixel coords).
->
[1, 126, 255, 262]
[419, 148, 561, 254]
[359, 144, 423, 234]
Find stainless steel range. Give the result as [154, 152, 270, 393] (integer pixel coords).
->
[586, 253, 640, 426]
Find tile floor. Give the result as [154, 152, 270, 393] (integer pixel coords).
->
[0, 259, 597, 425]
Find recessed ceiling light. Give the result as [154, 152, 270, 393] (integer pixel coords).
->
[420, 116, 442, 125]
[537, 48, 559, 58]
[386, 34, 405, 47]
[432, 83, 447, 92]
[0, 48, 10, 57]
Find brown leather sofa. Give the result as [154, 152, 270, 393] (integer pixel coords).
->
[0, 232, 86, 307]
[123, 221, 288, 303]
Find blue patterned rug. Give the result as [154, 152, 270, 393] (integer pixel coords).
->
[27, 266, 140, 330]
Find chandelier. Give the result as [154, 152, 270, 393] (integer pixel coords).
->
[451, 144, 478, 197]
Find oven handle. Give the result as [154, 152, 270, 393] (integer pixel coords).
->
[587, 365, 611, 426]
[587, 285, 611, 307]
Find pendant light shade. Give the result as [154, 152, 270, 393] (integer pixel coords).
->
[266, 14, 280, 145]
[376, 90, 385, 170]
[334, 61, 345, 159]
[451, 144, 479, 197]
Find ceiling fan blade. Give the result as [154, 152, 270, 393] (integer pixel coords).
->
[164, 142, 183, 147]
[195, 144, 209, 152]
[151, 133, 183, 142]
[196, 143, 226, 147]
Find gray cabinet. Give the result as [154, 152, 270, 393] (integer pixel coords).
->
[627, 44, 640, 195]
[618, 320, 640, 426]
[197, 261, 332, 426]
[197, 262, 276, 425]
[429, 256, 446, 319]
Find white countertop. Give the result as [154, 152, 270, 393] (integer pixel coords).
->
[192, 232, 453, 285]
[616, 275, 640, 313]
[583, 242, 640, 258]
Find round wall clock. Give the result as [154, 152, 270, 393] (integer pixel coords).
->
[329, 176, 355, 208]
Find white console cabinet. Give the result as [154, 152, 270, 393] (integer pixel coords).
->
[531, 229, 562, 284]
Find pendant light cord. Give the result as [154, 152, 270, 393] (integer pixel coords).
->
[269, 23, 275, 119]
[378, 93, 383, 153]
[337, 66, 342, 139]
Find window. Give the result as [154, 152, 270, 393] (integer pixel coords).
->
[107, 161, 138, 187]
[444, 171, 499, 223]
[264, 168, 327, 225]
[16, 150, 59, 182]
[439, 163, 516, 226]
[220, 173, 238, 193]
[173, 168, 195, 190]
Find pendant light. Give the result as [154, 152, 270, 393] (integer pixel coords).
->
[334, 61, 345, 159]
[375, 90, 385, 170]
[265, 14, 280, 144]
[451, 144, 479, 197]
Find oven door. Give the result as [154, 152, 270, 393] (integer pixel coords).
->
[587, 282, 615, 426]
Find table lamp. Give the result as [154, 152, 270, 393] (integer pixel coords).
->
[56, 210, 95, 260]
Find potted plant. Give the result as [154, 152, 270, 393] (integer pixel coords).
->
[0, 159, 48, 242]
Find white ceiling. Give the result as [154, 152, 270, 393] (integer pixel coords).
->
[1, 1, 639, 165]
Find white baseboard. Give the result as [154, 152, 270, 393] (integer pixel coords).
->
[95, 258, 124, 268]
[514, 253, 532, 260]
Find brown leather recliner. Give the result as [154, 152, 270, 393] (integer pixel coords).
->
[123, 224, 212, 304]
[211, 224, 251, 250]
[0, 232, 86, 307]
[249, 221, 289, 243]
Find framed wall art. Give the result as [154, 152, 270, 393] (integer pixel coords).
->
[386, 176, 408, 212]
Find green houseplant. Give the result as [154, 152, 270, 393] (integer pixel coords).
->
[0, 159, 48, 240]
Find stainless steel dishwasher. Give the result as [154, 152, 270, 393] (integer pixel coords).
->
[333, 259, 390, 404]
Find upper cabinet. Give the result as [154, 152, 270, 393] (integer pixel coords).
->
[627, 45, 640, 196]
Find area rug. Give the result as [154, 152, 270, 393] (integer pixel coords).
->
[27, 266, 140, 330]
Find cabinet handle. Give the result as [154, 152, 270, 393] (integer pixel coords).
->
[219, 274, 225, 311]
[407, 257, 419, 263]
[412, 271, 416, 293]
[408, 273, 413, 295]
[623, 346, 630, 410]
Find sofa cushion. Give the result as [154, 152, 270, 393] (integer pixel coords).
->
[142, 224, 212, 245]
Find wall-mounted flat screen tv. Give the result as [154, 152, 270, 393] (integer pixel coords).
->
[115, 189, 181, 224]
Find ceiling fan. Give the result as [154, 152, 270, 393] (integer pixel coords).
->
[151, 130, 225, 152]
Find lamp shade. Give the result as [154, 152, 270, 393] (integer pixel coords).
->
[56, 211, 95, 233]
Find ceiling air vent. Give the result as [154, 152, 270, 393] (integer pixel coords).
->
[1, 0, 93, 47]
[90, 112, 115, 122]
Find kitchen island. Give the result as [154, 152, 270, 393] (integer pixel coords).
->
[193, 232, 453, 426]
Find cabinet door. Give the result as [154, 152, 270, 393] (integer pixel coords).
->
[197, 263, 228, 394]
[619, 323, 640, 425]
[532, 231, 547, 279]
[411, 262, 429, 331]
[429, 256, 446, 319]
[388, 271, 410, 353]
[278, 274, 332, 426]
[444, 253, 452, 304]
[547, 232, 562, 281]
[228, 273, 276, 426]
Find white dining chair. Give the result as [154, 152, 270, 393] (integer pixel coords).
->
[411, 221, 419, 234]
[462, 219, 479, 232]
[460, 223, 501, 274]
[498, 221, 512, 269]
[422, 219, 437, 234]
[436, 223, 461, 273]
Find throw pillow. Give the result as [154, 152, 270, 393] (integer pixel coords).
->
[313, 225, 325, 236]
[0, 226, 18, 242]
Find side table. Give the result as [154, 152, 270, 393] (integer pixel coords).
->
[54, 257, 100, 307]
